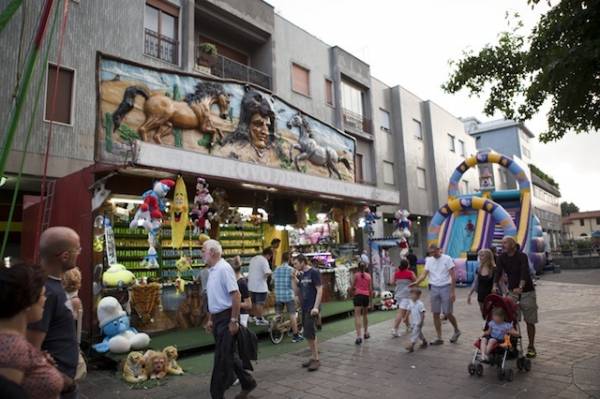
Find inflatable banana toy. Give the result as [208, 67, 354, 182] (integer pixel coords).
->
[170, 176, 189, 248]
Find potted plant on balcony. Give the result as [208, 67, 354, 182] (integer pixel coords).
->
[197, 43, 218, 67]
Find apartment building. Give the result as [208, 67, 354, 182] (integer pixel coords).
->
[0, 0, 477, 255]
[562, 211, 600, 240]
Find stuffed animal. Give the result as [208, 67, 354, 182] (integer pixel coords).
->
[190, 177, 213, 235]
[140, 247, 159, 269]
[363, 206, 381, 237]
[102, 264, 136, 287]
[93, 296, 150, 353]
[170, 176, 189, 248]
[163, 346, 184, 375]
[122, 351, 147, 383]
[392, 209, 412, 256]
[380, 291, 398, 311]
[129, 179, 175, 250]
[143, 350, 168, 380]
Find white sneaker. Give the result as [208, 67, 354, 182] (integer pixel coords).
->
[391, 329, 399, 337]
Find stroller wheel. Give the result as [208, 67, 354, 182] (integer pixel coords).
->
[524, 358, 532, 372]
[497, 368, 505, 381]
[506, 368, 514, 382]
[517, 357, 524, 371]
[468, 363, 476, 376]
[476, 363, 484, 376]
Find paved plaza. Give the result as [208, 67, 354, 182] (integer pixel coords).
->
[80, 270, 600, 399]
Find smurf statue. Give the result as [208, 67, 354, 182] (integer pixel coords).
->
[93, 296, 150, 354]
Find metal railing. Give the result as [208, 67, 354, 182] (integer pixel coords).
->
[144, 29, 179, 65]
[342, 108, 372, 134]
[196, 53, 272, 90]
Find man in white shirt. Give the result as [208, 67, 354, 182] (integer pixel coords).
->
[247, 247, 273, 326]
[411, 244, 461, 345]
[204, 239, 256, 399]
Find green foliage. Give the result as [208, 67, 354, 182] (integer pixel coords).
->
[575, 238, 592, 250]
[197, 133, 212, 148]
[118, 123, 140, 142]
[443, 1, 600, 143]
[560, 201, 580, 216]
[529, 163, 559, 188]
[104, 112, 113, 152]
[198, 43, 217, 56]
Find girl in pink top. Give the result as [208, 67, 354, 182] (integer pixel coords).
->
[351, 262, 372, 345]
[390, 259, 416, 337]
[0, 260, 66, 399]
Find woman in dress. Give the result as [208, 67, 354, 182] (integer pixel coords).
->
[0, 260, 68, 399]
[467, 249, 496, 318]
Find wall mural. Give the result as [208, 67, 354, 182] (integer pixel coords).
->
[97, 56, 355, 182]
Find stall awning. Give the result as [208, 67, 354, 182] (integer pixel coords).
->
[133, 141, 400, 205]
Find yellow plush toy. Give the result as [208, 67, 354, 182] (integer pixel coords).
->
[102, 264, 136, 287]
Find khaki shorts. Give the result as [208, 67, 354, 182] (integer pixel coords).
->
[511, 291, 538, 324]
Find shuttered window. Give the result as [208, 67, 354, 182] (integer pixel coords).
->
[292, 63, 310, 96]
[45, 64, 74, 125]
[325, 79, 333, 106]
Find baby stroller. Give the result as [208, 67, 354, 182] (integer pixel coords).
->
[467, 294, 532, 381]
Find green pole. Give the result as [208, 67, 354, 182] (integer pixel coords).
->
[0, 0, 22, 34]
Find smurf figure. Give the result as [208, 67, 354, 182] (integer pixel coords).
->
[93, 296, 150, 354]
[363, 206, 381, 237]
[130, 179, 175, 231]
[140, 247, 159, 269]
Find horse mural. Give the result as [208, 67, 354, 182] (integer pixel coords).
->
[286, 112, 352, 180]
[111, 82, 230, 146]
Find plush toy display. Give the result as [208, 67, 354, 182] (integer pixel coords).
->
[170, 176, 189, 248]
[122, 351, 147, 383]
[93, 296, 150, 353]
[102, 264, 136, 287]
[143, 350, 168, 380]
[163, 346, 184, 375]
[380, 291, 398, 311]
[392, 209, 412, 256]
[363, 206, 381, 237]
[190, 177, 213, 235]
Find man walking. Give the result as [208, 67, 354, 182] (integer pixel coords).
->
[493, 236, 538, 358]
[411, 244, 461, 345]
[27, 227, 81, 399]
[294, 254, 322, 371]
[273, 251, 303, 342]
[204, 239, 256, 399]
[247, 248, 273, 326]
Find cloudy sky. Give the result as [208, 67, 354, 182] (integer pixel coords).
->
[267, 0, 599, 211]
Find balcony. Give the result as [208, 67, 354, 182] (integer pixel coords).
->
[342, 108, 372, 135]
[196, 53, 271, 90]
[144, 29, 179, 65]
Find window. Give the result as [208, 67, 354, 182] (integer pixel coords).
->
[416, 167, 426, 189]
[341, 80, 364, 116]
[448, 134, 455, 152]
[521, 145, 531, 158]
[476, 135, 481, 142]
[355, 153, 364, 183]
[45, 64, 74, 125]
[596, 218, 600, 225]
[459, 139, 466, 156]
[144, 1, 179, 64]
[580, 219, 585, 226]
[291, 63, 310, 96]
[324, 79, 333, 106]
[461, 180, 469, 194]
[380, 109, 391, 132]
[383, 161, 394, 185]
[412, 119, 423, 140]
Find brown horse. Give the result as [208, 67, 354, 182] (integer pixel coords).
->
[112, 82, 230, 145]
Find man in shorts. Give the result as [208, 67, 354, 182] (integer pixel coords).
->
[494, 236, 538, 358]
[273, 252, 303, 342]
[294, 254, 322, 371]
[247, 248, 273, 326]
[411, 244, 461, 345]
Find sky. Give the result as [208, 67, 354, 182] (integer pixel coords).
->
[266, 0, 599, 211]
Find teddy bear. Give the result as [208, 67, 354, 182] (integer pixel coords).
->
[93, 296, 150, 354]
[380, 291, 398, 311]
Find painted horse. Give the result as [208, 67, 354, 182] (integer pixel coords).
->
[286, 112, 352, 179]
[112, 82, 230, 145]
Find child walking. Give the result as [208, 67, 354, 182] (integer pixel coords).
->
[352, 261, 372, 345]
[404, 287, 428, 352]
[390, 259, 416, 337]
[480, 308, 518, 362]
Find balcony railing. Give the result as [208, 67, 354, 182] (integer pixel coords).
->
[342, 108, 372, 134]
[144, 29, 179, 65]
[196, 53, 272, 90]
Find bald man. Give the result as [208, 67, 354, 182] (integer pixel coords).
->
[28, 227, 81, 398]
[493, 236, 538, 359]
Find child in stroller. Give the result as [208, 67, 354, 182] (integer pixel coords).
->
[468, 294, 532, 381]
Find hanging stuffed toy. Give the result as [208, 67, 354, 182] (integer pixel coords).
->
[393, 209, 412, 256]
[170, 176, 189, 248]
[190, 177, 213, 235]
[363, 206, 381, 237]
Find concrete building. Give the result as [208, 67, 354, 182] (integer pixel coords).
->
[562, 211, 600, 240]
[464, 117, 562, 249]
[1, 0, 477, 256]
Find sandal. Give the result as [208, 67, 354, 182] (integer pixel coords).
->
[526, 347, 537, 358]
[364, 332, 370, 339]
[431, 339, 444, 345]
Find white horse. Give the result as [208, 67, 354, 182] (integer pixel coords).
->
[286, 112, 351, 179]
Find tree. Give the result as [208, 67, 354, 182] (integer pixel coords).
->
[529, 163, 559, 188]
[443, 0, 600, 143]
[561, 201, 579, 216]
